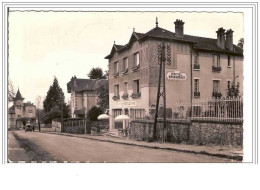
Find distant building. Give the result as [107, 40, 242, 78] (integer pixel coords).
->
[67, 76, 108, 118]
[105, 18, 243, 129]
[8, 89, 36, 129]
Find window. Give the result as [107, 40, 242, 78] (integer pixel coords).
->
[114, 84, 119, 96]
[124, 82, 128, 94]
[29, 110, 33, 113]
[194, 52, 199, 65]
[133, 80, 140, 93]
[134, 52, 140, 66]
[227, 80, 231, 89]
[228, 55, 231, 67]
[123, 57, 128, 71]
[213, 80, 220, 93]
[213, 55, 220, 67]
[194, 79, 199, 92]
[114, 62, 118, 74]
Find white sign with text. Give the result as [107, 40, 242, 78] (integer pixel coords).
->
[167, 71, 187, 80]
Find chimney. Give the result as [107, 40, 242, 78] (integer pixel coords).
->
[73, 75, 77, 86]
[225, 29, 234, 51]
[174, 19, 185, 38]
[216, 27, 225, 49]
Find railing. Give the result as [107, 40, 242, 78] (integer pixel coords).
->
[212, 66, 222, 72]
[194, 64, 200, 70]
[121, 68, 128, 74]
[113, 72, 119, 78]
[135, 97, 243, 123]
[131, 65, 140, 71]
[122, 93, 129, 99]
[131, 92, 141, 99]
[191, 97, 243, 122]
[112, 95, 120, 100]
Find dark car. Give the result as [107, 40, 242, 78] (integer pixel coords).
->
[25, 125, 32, 132]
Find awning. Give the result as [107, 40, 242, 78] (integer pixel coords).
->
[98, 114, 110, 120]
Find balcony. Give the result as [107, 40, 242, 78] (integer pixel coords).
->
[194, 64, 200, 70]
[194, 91, 200, 98]
[122, 93, 129, 99]
[121, 68, 128, 75]
[212, 66, 222, 72]
[131, 65, 140, 72]
[113, 72, 119, 78]
[131, 92, 141, 99]
[112, 95, 120, 100]
[212, 92, 222, 99]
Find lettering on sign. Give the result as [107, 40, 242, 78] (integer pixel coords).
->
[167, 71, 187, 80]
[118, 101, 136, 107]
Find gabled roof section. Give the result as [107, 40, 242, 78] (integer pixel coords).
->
[105, 32, 145, 59]
[67, 77, 108, 93]
[105, 24, 243, 59]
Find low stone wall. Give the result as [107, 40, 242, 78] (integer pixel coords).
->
[129, 120, 243, 146]
[189, 121, 243, 146]
[129, 120, 190, 143]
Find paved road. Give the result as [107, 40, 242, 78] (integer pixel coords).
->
[8, 131, 237, 163]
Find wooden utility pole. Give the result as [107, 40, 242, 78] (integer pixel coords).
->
[153, 42, 170, 142]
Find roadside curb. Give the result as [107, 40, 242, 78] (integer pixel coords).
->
[38, 131, 243, 161]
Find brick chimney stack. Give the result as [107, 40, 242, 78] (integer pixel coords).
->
[225, 29, 234, 51]
[216, 27, 225, 49]
[174, 19, 185, 38]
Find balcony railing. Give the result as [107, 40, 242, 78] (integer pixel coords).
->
[212, 66, 222, 72]
[113, 72, 119, 78]
[131, 65, 140, 71]
[122, 93, 129, 99]
[194, 64, 200, 70]
[121, 68, 128, 75]
[194, 91, 200, 98]
[112, 95, 120, 100]
[212, 92, 222, 98]
[131, 92, 141, 99]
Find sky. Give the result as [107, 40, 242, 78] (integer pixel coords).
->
[8, 11, 243, 106]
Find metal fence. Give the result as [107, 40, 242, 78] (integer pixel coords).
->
[145, 97, 243, 123]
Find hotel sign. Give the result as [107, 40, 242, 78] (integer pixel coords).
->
[118, 101, 136, 107]
[167, 71, 187, 80]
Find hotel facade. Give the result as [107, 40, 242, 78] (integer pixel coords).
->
[105, 19, 243, 130]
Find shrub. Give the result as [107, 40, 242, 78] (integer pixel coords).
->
[87, 106, 103, 121]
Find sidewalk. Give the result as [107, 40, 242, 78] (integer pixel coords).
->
[39, 131, 243, 161]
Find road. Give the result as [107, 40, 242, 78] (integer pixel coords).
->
[8, 131, 237, 163]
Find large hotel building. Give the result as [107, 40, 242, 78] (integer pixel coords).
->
[105, 19, 243, 129]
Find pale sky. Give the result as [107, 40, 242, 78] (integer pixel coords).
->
[8, 11, 243, 106]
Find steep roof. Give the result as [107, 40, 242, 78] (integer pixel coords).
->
[67, 78, 108, 93]
[14, 89, 24, 101]
[8, 105, 15, 114]
[105, 26, 243, 59]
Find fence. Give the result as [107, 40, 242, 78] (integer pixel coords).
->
[141, 97, 243, 123]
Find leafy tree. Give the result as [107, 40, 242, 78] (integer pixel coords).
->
[43, 77, 70, 123]
[8, 79, 15, 102]
[87, 106, 103, 121]
[88, 67, 107, 79]
[95, 84, 109, 111]
[237, 38, 244, 49]
[227, 83, 240, 97]
[43, 77, 64, 112]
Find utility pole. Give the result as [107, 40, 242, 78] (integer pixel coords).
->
[153, 42, 171, 142]
[59, 98, 64, 133]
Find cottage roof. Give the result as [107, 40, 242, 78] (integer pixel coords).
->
[105, 25, 243, 59]
[67, 78, 108, 93]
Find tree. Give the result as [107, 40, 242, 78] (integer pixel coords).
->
[237, 38, 244, 49]
[88, 67, 107, 79]
[87, 106, 103, 121]
[95, 83, 109, 111]
[227, 83, 240, 97]
[43, 77, 70, 123]
[8, 79, 15, 102]
[35, 96, 42, 131]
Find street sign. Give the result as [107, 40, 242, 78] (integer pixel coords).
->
[167, 71, 187, 80]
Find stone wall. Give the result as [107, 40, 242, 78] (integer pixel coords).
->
[129, 120, 190, 143]
[129, 120, 243, 146]
[189, 121, 243, 146]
